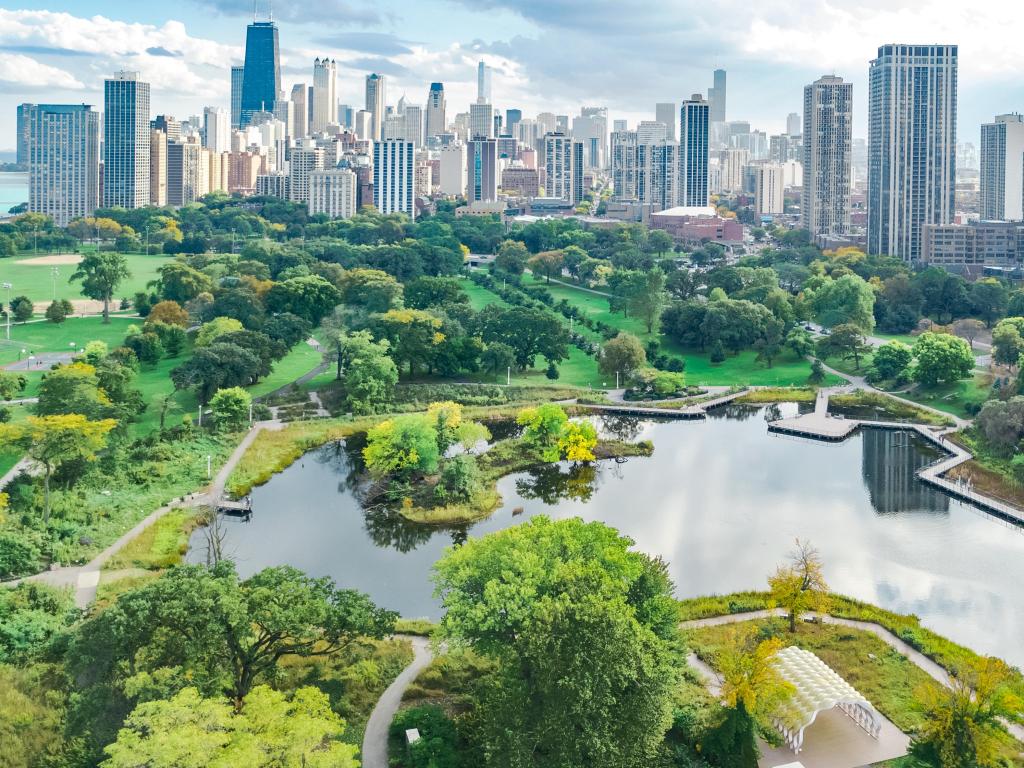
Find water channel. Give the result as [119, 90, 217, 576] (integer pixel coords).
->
[187, 404, 1024, 666]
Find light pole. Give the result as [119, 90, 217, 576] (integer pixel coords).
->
[2, 282, 11, 340]
[51, 266, 59, 300]
[506, 366, 511, 386]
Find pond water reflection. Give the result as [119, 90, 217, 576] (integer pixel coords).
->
[188, 405, 1024, 666]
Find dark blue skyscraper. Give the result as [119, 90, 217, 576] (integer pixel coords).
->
[240, 21, 280, 128]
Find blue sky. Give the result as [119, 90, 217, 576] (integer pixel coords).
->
[1, 0, 1022, 151]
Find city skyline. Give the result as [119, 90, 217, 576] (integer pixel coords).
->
[0, 2, 1023, 151]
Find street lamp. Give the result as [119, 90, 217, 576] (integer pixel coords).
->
[2, 282, 11, 340]
[51, 266, 59, 300]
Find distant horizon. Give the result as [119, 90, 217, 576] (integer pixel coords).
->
[0, 2, 1022, 150]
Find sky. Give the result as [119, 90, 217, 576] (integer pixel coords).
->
[0, 0, 1022, 152]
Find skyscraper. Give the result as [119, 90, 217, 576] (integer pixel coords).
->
[239, 20, 280, 128]
[469, 102, 494, 139]
[466, 137, 499, 202]
[505, 109, 522, 135]
[477, 61, 492, 104]
[786, 112, 802, 137]
[573, 107, 608, 170]
[868, 44, 957, 261]
[611, 129, 638, 199]
[679, 95, 710, 207]
[203, 106, 230, 154]
[753, 163, 785, 216]
[288, 143, 325, 204]
[655, 102, 676, 141]
[27, 104, 99, 226]
[373, 139, 415, 218]
[802, 75, 852, 237]
[708, 69, 727, 123]
[365, 74, 386, 140]
[980, 114, 1024, 222]
[312, 58, 337, 133]
[290, 84, 307, 138]
[309, 168, 357, 219]
[425, 83, 446, 140]
[544, 133, 584, 205]
[16, 103, 33, 167]
[150, 129, 167, 207]
[403, 104, 424, 146]
[104, 71, 150, 208]
[166, 140, 206, 207]
[230, 66, 244, 129]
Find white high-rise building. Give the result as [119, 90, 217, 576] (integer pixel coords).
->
[638, 140, 678, 210]
[373, 139, 415, 217]
[425, 82, 446, 139]
[312, 58, 337, 133]
[679, 95, 709, 207]
[103, 71, 150, 208]
[787, 112, 802, 137]
[655, 102, 677, 141]
[477, 61, 492, 104]
[544, 133, 584, 205]
[980, 114, 1024, 221]
[365, 73, 386, 141]
[802, 75, 852, 237]
[403, 104, 424, 146]
[637, 120, 668, 145]
[288, 143, 325, 203]
[753, 163, 785, 215]
[572, 107, 608, 169]
[150, 129, 167, 207]
[203, 106, 230, 154]
[439, 143, 467, 197]
[290, 83, 307, 139]
[309, 168, 356, 219]
[868, 44, 957, 261]
[27, 104, 100, 226]
[470, 102, 494, 139]
[611, 129, 639, 199]
[717, 148, 749, 193]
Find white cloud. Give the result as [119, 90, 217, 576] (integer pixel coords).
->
[0, 52, 84, 90]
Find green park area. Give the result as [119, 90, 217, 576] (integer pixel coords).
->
[0, 250, 171, 308]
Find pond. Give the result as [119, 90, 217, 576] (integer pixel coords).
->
[187, 404, 1024, 666]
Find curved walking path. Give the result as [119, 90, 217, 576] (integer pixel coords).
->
[2, 419, 282, 607]
[361, 636, 434, 768]
[680, 609, 1024, 745]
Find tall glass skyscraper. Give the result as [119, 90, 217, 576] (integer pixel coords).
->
[27, 104, 100, 226]
[868, 44, 957, 262]
[103, 71, 150, 209]
[240, 21, 280, 128]
[679, 95, 710, 207]
[230, 65, 244, 129]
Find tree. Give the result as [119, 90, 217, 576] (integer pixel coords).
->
[371, 308, 444, 377]
[702, 630, 794, 767]
[171, 342, 261, 403]
[753, 317, 785, 368]
[474, 305, 568, 370]
[404, 275, 467, 310]
[951, 318, 987, 350]
[912, 332, 974, 386]
[196, 316, 245, 347]
[0, 414, 116, 522]
[44, 299, 67, 324]
[71, 251, 130, 323]
[631, 267, 667, 333]
[480, 342, 515, 379]
[153, 262, 215, 304]
[785, 327, 814, 358]
[363, 413, 440, 479]
[124, 330, 164, 365]
[991, 317, 1024, 368]
[767, 538, 829, 632]
[265, 275, 340, 325]
[72, 562, 396, 712]
[101, 685, 359, 768]
[516, 404, 569, 462]
[35, 361, 111, 420]
[332, 331, 398, 414]
[557, 421, 598, 463]
[209, 387, 252, 431]
[911, 657, 1023, 768]
[646, 228, 674, 256]
[433, 517, 679, 768]
[0, 371, 27, 401]
[494, 239, 529, 274]
[816, 323, 871, 370]
[527, 249, 565, 282]
[146, 300, 190, 327]
[599, 332, 647, 378]
[337, 268, 403, 312]
[969, 278, 1009, 327]
[808, 273, 875, 332]
[10, 295, 32, 323]
[872, 340, 913, 381]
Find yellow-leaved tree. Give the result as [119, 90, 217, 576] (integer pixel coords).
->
[768, 538, 829, 632]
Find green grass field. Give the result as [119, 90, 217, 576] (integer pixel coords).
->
[0, 251, 171, 309]
[523, 275, 842, 387]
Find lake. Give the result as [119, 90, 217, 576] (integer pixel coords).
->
[0, 171, 28, 214]
[187, 405, 1024, 666]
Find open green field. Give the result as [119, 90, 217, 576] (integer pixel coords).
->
[523, 275, 842, 387]
[0, 251, 171, 309]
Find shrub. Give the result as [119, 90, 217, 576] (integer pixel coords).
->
[0, 533, 41, 578]
[435, 454, 483, 503]
[710, 340, 726, 364]
[389, 705, 466, 768]
[209, 387, 252, 432]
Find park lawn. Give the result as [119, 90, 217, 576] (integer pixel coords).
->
[0, 251, 171, 306]
[892, 373, 992, 420]
[461, 277, 509, 311]
[526, 275, 652, 337]
[247, 339, 324, 399]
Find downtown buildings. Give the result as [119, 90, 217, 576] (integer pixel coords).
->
[373, 139, 416, 218]
[802, 75, 852, 237]
[103, 71, 150, 209]
[868, 44, 958, 262]
[26, 104, 100, 226]
[980, 114, 1024, 222]
[239, 20, 280, 128]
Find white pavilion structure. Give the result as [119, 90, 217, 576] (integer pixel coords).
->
[771, 646, 883, 753]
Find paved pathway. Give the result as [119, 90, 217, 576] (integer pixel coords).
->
[2, 419, 283, 607]
[361, 636, 434, 768]
[680, 610, 1024, 745]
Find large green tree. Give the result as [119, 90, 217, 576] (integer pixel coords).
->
[808, 273, 875, 332]
[433, 517, 679, 768]
[71, 251, 131, 323]
[599, 332, 647, 378]
[912, 332, 975, 386]
[816, 323, 871, 370]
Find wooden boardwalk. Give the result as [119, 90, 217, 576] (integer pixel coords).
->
[579, 388, 749, 420]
